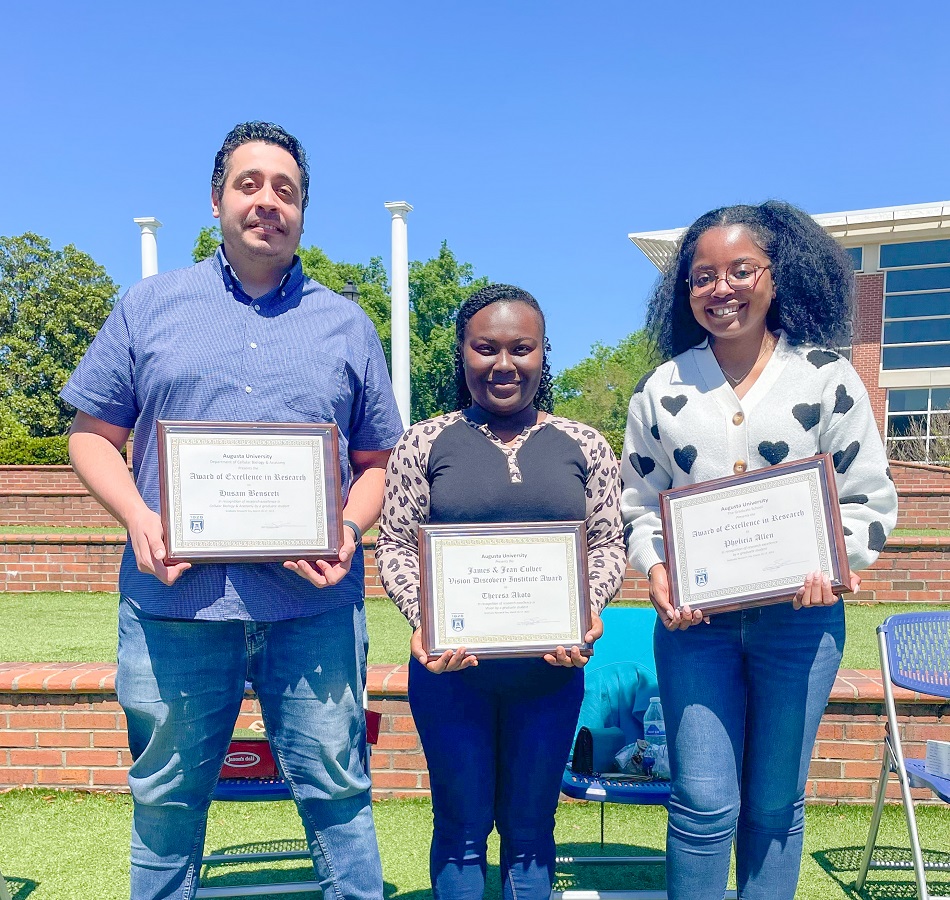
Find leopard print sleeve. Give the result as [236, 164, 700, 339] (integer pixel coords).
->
[547, 417, 627, 613]
[375, 412, 460, 628]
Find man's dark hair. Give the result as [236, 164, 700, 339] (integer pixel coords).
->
[453, 283, 554, 412]
[647, 200, 855, 358]
[211, 122, 310, 211]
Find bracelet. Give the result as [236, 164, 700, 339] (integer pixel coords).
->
[343, 520, 363, 544]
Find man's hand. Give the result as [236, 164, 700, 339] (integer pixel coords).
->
[126, 507, 191, 586]
[650, 563, 705, 630]
[283, 529, 356, 587]
[410, 627, 477, 673]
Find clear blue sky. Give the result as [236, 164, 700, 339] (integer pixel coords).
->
[4, 0, 948, 373]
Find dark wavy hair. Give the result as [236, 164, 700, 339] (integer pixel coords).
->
[212, 122, 310, 211]
[454, 284, 554, 413]
[646, 200, 854, 358]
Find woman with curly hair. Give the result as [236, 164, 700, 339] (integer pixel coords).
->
[621, 201, 898, 900]
[377, 283, 626, 899]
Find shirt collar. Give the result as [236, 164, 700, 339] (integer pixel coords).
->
[212, 245, 304, 301]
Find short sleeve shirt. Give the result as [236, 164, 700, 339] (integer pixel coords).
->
[61, 248, 405, 621]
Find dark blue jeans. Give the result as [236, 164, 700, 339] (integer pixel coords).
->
[117, 598, 382, 900]
[654, 602, 844, 900]
[409, 657, 584, 900]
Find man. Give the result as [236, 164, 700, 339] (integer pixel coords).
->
[61, 122, 404, 900]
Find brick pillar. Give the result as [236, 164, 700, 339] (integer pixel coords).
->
[851, 272, 886, 437]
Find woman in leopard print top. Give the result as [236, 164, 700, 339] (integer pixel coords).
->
[376, 284, 625, 900]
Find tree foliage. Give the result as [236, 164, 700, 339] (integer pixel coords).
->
[0, 233, 117, 438]
[408, 241, 489, 422]
[553, 331, 659, 456]
[192, 225, 222, 264]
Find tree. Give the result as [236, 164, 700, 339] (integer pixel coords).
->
[192, 225, 222, 264]
[297, 246, 392, 364]
[408, 241, 489, 422]
[0, 233, 117, 438]
[553, 331, 659, 456]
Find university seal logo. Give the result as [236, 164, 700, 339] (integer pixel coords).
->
[694, 568, 708, 587]
[189, 515, 204, 534]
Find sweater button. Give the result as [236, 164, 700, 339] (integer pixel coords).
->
[732, 412, 744, 425]
[733, 460, 747, 474]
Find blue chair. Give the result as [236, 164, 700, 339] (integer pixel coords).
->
[556, 606, 736, 900]
[856, 611, 950, 900]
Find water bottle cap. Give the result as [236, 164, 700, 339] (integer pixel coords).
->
[650, 697, 660, 703]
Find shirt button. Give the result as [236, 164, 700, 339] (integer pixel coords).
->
[253, 304, 260, 311]
[250, 342, 257, 349]
[734, 460, 747, 474]
[281, 290, 286, 297]
[732, 412, 744, 426]
[245, 386, 252, 394]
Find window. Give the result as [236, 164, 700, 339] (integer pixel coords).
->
[845, 247, 863, 271]
[881, 239, 950, 371]
[886, 387, 950, 462]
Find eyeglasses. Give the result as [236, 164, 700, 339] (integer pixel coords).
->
[687, 263, 771, 298]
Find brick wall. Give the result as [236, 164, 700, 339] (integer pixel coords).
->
[1, 663, 944, 803]
[0, 467, 85, 491]
[851, 273, 886, 433]
[4, 457, 950, 532]
[2, 535, 948, 600]
[0, 493, 121, 527]
[890, 461, 950, 490]
[0, 535, 126, 592]
[892, 460, 950, 530]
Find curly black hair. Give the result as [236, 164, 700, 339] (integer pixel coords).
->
[453, 283, 554, 413]
[646, 200, 855, 358]
[212, 122, 310, 211]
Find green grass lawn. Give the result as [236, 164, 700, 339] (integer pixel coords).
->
[891, 528, 950, 537]
[0, 789, 948, 899]
[0, 594, 941, 668]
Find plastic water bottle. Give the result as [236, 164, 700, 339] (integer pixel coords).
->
[644, 697, 666, 747]
[643, 696, 670, 779]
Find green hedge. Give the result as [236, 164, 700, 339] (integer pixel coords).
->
[0, 435, 70, 465]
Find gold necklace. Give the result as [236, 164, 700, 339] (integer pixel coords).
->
[717, 333, 777, 386]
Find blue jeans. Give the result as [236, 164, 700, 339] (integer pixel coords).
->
[409, 657, 584, 900]
[654, 602, 844, 900]
[117, 598, 382, 900]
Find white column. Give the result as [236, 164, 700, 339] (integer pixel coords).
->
[384, 201, 413, 428]
[133, 217, 163, 279]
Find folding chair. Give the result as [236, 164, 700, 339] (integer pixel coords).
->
[856, 611, 950, 900]
[196, 686, 380, 898]
[554, 606, 737, 900]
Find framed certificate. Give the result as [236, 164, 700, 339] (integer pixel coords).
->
[157, 421, 344, 563]
[660, 454, 849, 614]
[418, 522, 592, 659]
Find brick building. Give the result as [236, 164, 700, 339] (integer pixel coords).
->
[628, 201, 950, 463]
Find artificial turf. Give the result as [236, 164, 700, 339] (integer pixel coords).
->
[1, 790, 948, 899]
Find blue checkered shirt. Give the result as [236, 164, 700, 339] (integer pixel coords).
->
[61, 248, 405, 621]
